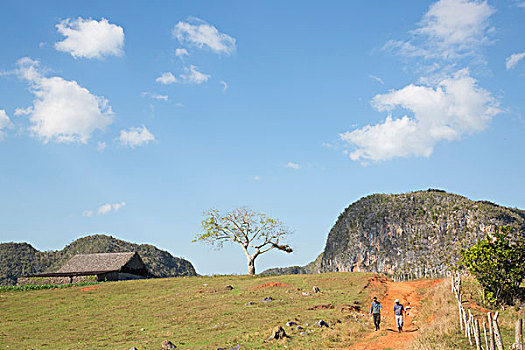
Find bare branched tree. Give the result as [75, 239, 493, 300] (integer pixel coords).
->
[193, 207, 293, 275]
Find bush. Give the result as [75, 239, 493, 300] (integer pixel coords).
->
[460, 225, 525, 304]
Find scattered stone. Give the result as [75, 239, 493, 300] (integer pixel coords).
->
[300, 331, 307, 336]
[296, 326, 304, 330]
[245, 301, 255, 306]
[302, 292, 310, 296]
[316, 320, 329, 328]
[129, 348, 138, 350]
[266, 326, 288, 341]
[285, 321, 297, 327]
[225, 285, 234, 290]
[305, 323, 310, 327]
[203, 283, 209, 287]
[285, 290, 290, 293]
[312, 286, 320, 293]
[161, 340, 177, 349]
[262, 296, 273, 302]
[217, 345, 241, 350]
[140, 328, 145, 331]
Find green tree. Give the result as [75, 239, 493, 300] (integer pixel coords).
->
[460, 225, 525, 304]
[194, 207, 293, 275]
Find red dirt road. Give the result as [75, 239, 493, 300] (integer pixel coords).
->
[350, 277, 443, 350]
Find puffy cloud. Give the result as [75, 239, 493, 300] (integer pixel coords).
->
[0, 110, 13, 140]
[82, 210, 93, 217]
[340, 70, 500, 162]
[16, 58, 113, 143]
[119, 125, 155, 148]
[179, 65, 210, 84]
[506, 52, 525, 70]
[220, 80, 228, 91]
[173, 17, 236, 55]
[175, 48, 189, 57]
[55, 17, 124, 59]
[386, 0, 494, 60]
[156, 72, 177, 85]
[97, 201, 126, 215]
[286, 162, 301, 170]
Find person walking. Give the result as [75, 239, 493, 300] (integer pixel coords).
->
[370, 296, 383, 331]
[393, 299, 406, 333]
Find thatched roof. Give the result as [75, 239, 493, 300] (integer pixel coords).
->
[57, 252, 138, 274]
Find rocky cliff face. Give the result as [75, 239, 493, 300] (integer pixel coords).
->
[315, 190, 525, 279]
[263, 190, 525, 278]
[0, 234, 197, 285]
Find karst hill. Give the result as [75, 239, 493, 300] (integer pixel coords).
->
[265, 189, 525, 279]
[0, 234, 196, 285]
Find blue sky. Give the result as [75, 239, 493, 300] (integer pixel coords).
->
[1, 0, 524, 275]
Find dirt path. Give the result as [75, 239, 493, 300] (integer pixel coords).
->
[349, 277, 443, 350]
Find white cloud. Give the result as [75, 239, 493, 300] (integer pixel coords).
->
[119, 125, 155, 148]
[220, 80, 228, 91]
[370, 75, 384, 85]
[173, 17, 236, 55]
[506, 52, 525, 70]
[286, 162, 301, 170]
[96, 141, 106, 152]
[55, 17, 124, 59]
[387, 0, 494, 60]
[156, 72, 177, 85]
[14, 106, 32, 116]
[16, 57, 113, 143]
[175, 48, 189, 57]
[253, 176, 261, 181]
[97, 201, 126, 215]
[142, 92, 169, 101]
[179, 65, 210, 84]
[340, 70, 500, 162]
[0, 110, 13, 140]
[82, 210, 93, 217]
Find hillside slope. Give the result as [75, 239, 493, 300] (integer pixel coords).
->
[0, 234, 196, 285]
[265, 190, 525, 278]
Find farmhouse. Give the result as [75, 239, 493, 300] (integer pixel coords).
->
[17, 252, 151, 285]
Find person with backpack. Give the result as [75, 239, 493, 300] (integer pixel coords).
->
[370, 296, 383, 331]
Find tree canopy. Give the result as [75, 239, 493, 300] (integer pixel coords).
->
[460, 225, 525, 304]
[194, 207, 293, 275]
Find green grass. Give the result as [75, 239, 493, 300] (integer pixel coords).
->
[0, 272, 380, 349]
[0, 281, 98, 292]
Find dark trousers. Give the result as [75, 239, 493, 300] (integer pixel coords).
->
[373, 313, 381, 330]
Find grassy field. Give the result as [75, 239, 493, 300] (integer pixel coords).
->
[1, 272, 384, 349]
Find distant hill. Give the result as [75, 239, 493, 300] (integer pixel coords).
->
[263, 190, 525, 278]
[0, 234, 197, 285]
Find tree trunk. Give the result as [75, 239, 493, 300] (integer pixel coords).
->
[247, 257, 256, 275]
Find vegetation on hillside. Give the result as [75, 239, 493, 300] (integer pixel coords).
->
[460, 225, 525, 304]
[0, 234, 196, 285]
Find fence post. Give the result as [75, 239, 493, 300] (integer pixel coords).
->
[513, 318, 523, 350]
[484, 320, 489, 350]
[474, 319, 481, 350]
[488, 312, 496, 350]
[468, 310, 473, 346]
[493, 312, 505, 350]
